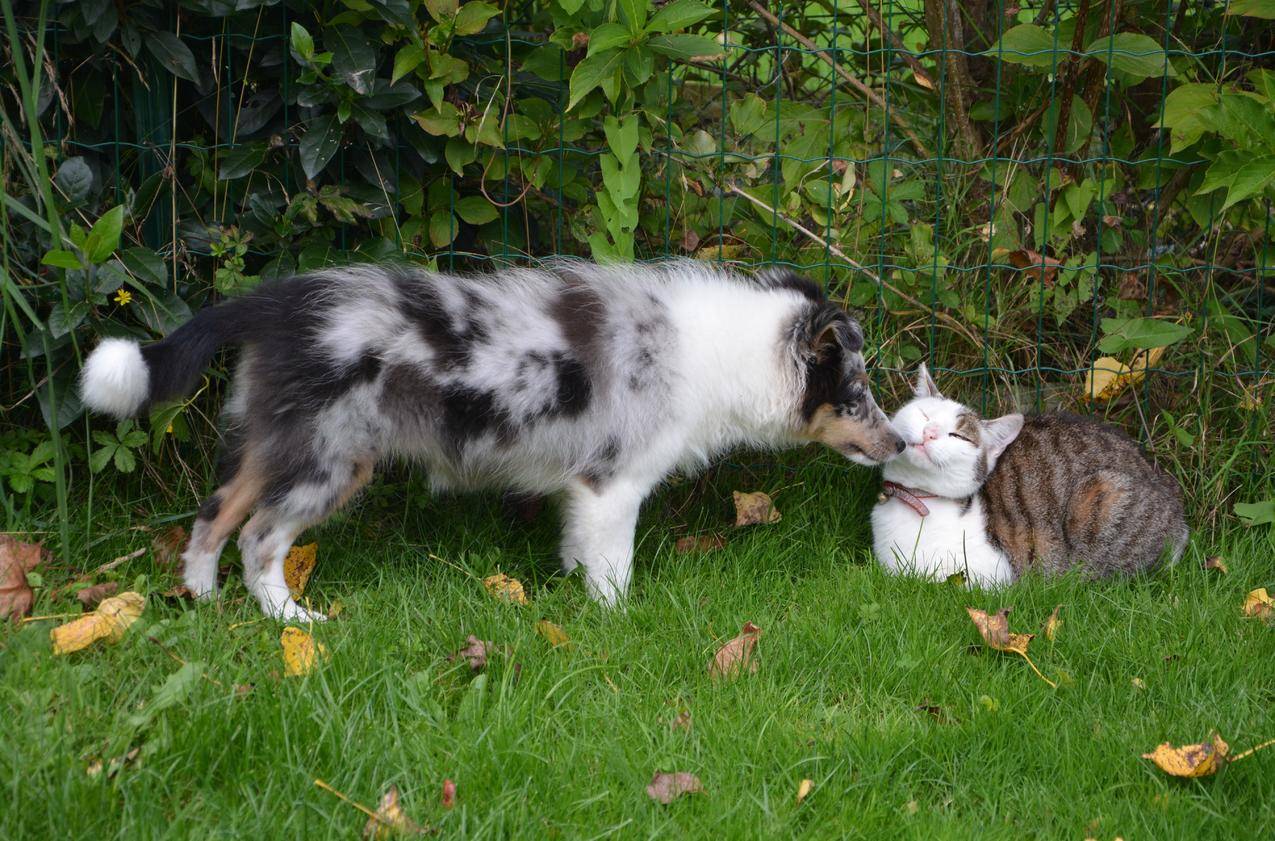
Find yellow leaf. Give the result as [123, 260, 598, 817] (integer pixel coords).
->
[1082, 347, 1164, 402]
[1241, 588, 1273, 620]
[1142, 733, 1229, 778]
[281, 626, 327, 677]
[965, 607, 1056, 688]
[1203, 556, 1228, 575]
[535, 620, 570, 647]
[50, 591, 145, 655]
[732, 491, 781, 527]
[284, 542, 318, 599]
[483, 573, 528, 606]
[709, 621, 761, 681]
[1042, 604, 1063, 641]
[795, 778, 814, 806]
[363, 784, 423, 839]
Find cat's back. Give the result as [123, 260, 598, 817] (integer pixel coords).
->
[981, 413, 1186, 577]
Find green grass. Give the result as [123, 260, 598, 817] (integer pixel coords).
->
[3, 451, 1273, 840]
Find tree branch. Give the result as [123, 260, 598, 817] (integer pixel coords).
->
[853, 0, 937, 91]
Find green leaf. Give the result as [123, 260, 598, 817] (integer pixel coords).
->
[567, 49, 624, 111]
[47, 301, 90, 339]
[299, 115, 341, 180]
[1097, 317, 1193, 353]
[588, 23, 632, 56]
[122, 429, 148, 448]
[617, 0, 648, 32]
[1235, 499, 1275, 527]
[1220, 156, 1275, 211]
[1155, 84, 1221, 153]
[412, 103, 463, 136]
[41, 249, 83, 270]
[647, 0, 717, 34]
[456, 196, 499, 225]
[1226, 0, 1275, 19]
[83, 205, 125, 264]
[55, 156, 95, 203]
[88, 445, 114, 474]
[557, 0, 586, 13]
[424, 0, 459, 22]
[429, 210, 459, 247]
[146, 31, 200, 83]
[602, 114, 639, 162]
[218, 144, 267, 180]
[730, 93, 768, 137]
[987, 24, 1061, 69]
[1085, 33, 1175, 82]
[647, 34, 722, 61]
[328, 27, 377, 94]
[392, 44, 425, 84]
[113, 446, 137, 474]
[290, 22, 315, 62]
[1195, 150, 1247, 197]
[1041, 95, 1092, 154]
[444, 138, 477, 174]
[454, 2, 501, 36]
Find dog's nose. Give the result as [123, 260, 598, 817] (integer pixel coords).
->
[894, 437, 906, 453]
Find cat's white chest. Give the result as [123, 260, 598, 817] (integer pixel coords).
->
[871, 494, 1014, 586]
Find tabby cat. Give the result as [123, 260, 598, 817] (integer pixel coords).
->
[872, 364, 1189, 585]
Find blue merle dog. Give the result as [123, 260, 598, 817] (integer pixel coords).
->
[81, 260, 904, 620]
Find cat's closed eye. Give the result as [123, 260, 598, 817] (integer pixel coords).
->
[948, 432, 972, 443]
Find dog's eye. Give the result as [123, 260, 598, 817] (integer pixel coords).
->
[948, 432, 971, 443]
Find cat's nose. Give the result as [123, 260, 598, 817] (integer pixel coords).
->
[922, 423, 941, 441]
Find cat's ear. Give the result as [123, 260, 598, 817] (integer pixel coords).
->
[982, 413, 1024, 461]
[914, 363, 943, 399]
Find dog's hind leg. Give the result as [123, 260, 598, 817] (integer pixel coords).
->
[238, 458, 375, 621]
[182, 466, 263, 599]
[560, 477, 648, 605]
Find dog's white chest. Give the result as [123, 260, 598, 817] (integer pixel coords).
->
[871, 494, 1013, 586]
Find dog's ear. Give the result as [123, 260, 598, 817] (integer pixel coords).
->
[806, 306, 862, 362]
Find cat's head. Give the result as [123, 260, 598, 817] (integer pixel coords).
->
[883, 364, 1024, 497]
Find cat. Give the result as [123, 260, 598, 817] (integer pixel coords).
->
[872, 364, 1189, 585]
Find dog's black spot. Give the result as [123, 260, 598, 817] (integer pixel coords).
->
[196, 494, 222, 522]
[582, 435, 622, 488]
[551, 353, 592, 417]
[761, 269, 824, 302]
[396, 275, 486, 370]
[439, 384, 513, 448]
[550, 273, 606, 360]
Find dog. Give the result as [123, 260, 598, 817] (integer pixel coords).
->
[81, 260, 904, 620]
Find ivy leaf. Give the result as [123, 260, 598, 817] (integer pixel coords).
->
[1085, 33, 1176, 82]
[444, 138, 477, 174]
[647, 34, 723, 61]
[429, 210, 459, 248]
[455, 196, 498, 225]
[568, 49, 625, 111]
[646, 0, 717, 33]
[1097, 317, 1193, 353]
[986, 23, 1061, 69]
[328, 27, 377, 95]
[55, 156, 95, 203]
[83, 205, 125, 264]
[146, 31, 200, 82]
[299, 115, 341, 180]
[454, 2, 501, 36]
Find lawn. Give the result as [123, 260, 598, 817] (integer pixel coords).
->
[2, 450, 1273, 840]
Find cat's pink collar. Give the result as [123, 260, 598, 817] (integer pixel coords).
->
[879, 481, 936, 517]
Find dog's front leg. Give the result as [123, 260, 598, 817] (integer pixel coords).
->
[560, 478, 647, 605]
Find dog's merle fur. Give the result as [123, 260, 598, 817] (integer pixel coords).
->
[81, 260, 902, 619]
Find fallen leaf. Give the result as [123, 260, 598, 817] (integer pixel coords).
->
[795, 778, 814, 805]
[280, 626, 327, 676]
[50, 591, 145, 654]
[645, 771, 703, 804]
[1132, 677, 1147, 690]
[449, 635, 498, 671]
[904, 799, 919, 815]
[709, 621, 761, 681]
[535, 620, 570, 647]
[364, 784, 423, 839]
[234, 683, 255, 698]
[328, 599, 344, 619]
[158, 585, 195, 603]
[151, 525, 188, 570]
[86, 746, 140, 779]
[1117, 272, 1144, 300]
[441, 779, 456, 810]
[1241, 588, 1273, 620]
[671, 710, 692, 730]
[674, 534, 727, 553]
[483, 573, 528, 605]
[0, 535, 48, 620]
[681, 228, 700, 253]
[284, 542, 318, 599]
[1002, 248, 1063, 286]
[1142, 733, 1229, 778]
[76, 581, 119, 610]
[1082, 347, 1165, 402]
[917, 702, 955, 724]
[732, 491, 780, 527]
[1042, 605, 1063, 641]
[1203, 556, 1228, 575]
[965, 607, 1056, 687]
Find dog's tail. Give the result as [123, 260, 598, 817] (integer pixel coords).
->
[80, 295, 262, 418]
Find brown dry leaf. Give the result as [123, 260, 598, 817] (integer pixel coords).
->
[441, 779, 456, 810]
[681, 228, 700, 253]
[1203, 556, 1228, 575]
[965, 607, 1056, 687]
[1142, 733, 1230, 778]
[363, 785, 423, 839]
[483, 573, 528, 606]
[671, 710, 692, 731]
[1082, 347, 1165, 403]
[0, 535, 48, 621]
[86, 746, 140, 779]
[795, 778, 814, 806]
[76, 582, 119, 611]
[1042, 605, 1063, 641]
[674, 534, 727, 553]
[1241, 588, 1273, 620]
[709, 621, 761, 681]
[50, 591, 145, 655]
[535, 620, 571, 648]
[645, 771, 703, 804]
[1002, 248, 1064, 287]
[281, 626, 327, 677]
[449, 635, 497, 671]
[284, 542, 318, 599]
[732, 491, 781, 527]
[151, 525, 188, 571]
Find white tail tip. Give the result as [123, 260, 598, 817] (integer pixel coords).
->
[80, 338, 149, 418]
